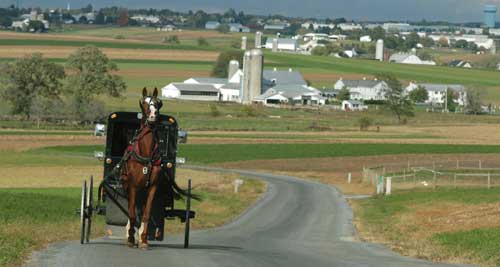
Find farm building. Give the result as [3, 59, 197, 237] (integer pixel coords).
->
[360, 35, 372, 42]
[229, 23, 250, 33]
[161, 83, 220, 101]
[205, 21, 220, 29]
[254, 84, 325, 106]
[265, 38, 299, 51]
[303, 33, 329, 41]
[264, 24, 287, 31]
[389, 53, 436, 65]
[405, 82, 467, 106]
[342, 100, 367, 111]
[334, 79, 388, 101]
[449, 60, 472, 68]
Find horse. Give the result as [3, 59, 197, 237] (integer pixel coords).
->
[120, 87, 166, 249]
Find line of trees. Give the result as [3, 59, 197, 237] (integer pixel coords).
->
[0, 46, 126, 123]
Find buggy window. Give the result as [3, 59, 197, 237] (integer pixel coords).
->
[110, 122, 140, 157]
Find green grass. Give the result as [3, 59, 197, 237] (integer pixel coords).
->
[434, 228, 500, 265]
[190, 133, 440, 140]
[24, 143, 500, 165]
[0, 130, 92, 136]
[0, 39, 222, 52]
[357, 188, 500, 266]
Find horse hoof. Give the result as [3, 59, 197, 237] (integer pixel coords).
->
[138, 242, 149, 250]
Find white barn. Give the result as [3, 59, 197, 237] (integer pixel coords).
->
[334, 79, 388, 101]
[265, 38, 298, 51]
[389, 53, 436, 65]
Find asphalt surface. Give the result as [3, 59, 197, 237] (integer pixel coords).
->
[28, 167, 474, 267]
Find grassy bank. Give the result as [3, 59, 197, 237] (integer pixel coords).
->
[353, 188, 500, 266]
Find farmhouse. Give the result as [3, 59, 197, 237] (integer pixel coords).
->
[334, 79, 388, 101]
[264, 38, 298, 51]
[406, 82, 467, 106]
[389, 53, 436, 65]
[342, 100, 367, 111]
[254, 84, 325, 106]
[205, 21, 220, 30]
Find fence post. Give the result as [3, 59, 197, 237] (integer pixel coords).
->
[433, 171, 437, 190]
[348, 172, 352, 184]
[479, 160, 482, 170]
[456, 159, 459, 169]
[454, 173, 457, 189]
[403, 169, 406, 182]
[386, 177, 392, 195]
[488, 173, 491, 189]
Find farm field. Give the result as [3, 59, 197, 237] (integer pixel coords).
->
[351, 188, 500, 266]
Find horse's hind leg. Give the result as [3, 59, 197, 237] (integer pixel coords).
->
[138, 184, 158, 249]
[127, 185, 137, 247]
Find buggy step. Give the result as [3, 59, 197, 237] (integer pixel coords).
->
[165, 209, 196, 222]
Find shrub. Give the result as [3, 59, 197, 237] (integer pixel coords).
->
[358, 117, 373, 131]
[209, 104, 220, 117]
[163, 35, 180, 44]
[197, 37, 209, 46]
[113, 34, 125, 40]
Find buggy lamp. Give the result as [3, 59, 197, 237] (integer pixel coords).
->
[106, 158, 113, 164]
[176, 157, 186, 165]
[94, 151, 104, 161]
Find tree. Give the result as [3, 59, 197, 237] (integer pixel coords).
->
[197, 37, 209, 46]
[378, 74, 414, 123]
[337, 87, 350, 101]
[65, 46, 126, 118]
[445, 89, 457, 112]
[216, 24, 230, 34]
[437, 37, 449, 47]
[454, 39, 468, 49]
[370, 26, 385, 41]
[28, 20, 45, 32]
[404, 32, 420, 49]
[95, 11, 105, 24]
[358, 117, 373, 131]
[465, 89, 482, 115]
[0, 53, 65, 119]
[117, 9, 129, 27]
[211, 50, 244, 78]
[409, 86, 428, 103]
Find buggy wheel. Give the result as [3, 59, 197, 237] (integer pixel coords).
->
[184, 179, 192, 249]
[85, 176, 93, 243]
[80, 180, 87, 245]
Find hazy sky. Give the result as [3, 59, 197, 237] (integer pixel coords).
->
[6, 0, 500, 22]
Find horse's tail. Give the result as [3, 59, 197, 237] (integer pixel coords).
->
[171, 179, 202, 201]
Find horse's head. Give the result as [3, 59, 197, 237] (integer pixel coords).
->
[140, 87, 163, 124]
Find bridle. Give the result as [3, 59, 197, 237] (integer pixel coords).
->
[140, 96, 163, 126]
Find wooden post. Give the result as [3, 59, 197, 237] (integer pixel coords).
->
[456, 159, 459, 169]
[454, 173, 457, 188]
[348, 173, 352, 184]
[403, 169, 406, 182]
[488, 173, 491, 189]
[479, 160, 482, 170]
[433, 171, 437, 190]
[386, 177, 392, 195]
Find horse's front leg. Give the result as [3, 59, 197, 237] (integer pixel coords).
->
[138, 182, 158, 249]
[127, 183, 137, 247]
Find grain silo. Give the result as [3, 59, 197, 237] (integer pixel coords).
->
[272, 38, 278, 52]
[375, 39, 384, 61]
[241, 49, 263, 104]
[241, 36, 247, 50]
[255, 31, 262, 48]
[228, 60, 239, 80]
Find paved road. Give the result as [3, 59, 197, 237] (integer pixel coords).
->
[28, 167, 473, 267]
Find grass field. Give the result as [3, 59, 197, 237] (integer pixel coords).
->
[353, 188, 500, 266]
[21, 143, 500, 165]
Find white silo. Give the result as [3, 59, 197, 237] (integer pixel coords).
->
[272, 38, 278, 52]
[376, 39, 384, 61]
[241, 49, 263, 104]
[241, 36, 247, 50]
[255, 31, 262, 48]
[228, 60, 239, 80]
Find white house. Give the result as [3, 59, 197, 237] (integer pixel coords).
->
[265, 38, 298, 51]
[342, 100, 368, 111]
[254, 84, 325, 106]
[334, 79, 388, 101]
[389, 53, 436, 65]
[360, 35, 372, 42]
[161, 83, 220, 101]
[405, 82, 467, 106]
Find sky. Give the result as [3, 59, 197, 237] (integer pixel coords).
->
[5, 0, 500, 23]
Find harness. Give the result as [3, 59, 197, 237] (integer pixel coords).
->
[115, 123, 161, 187]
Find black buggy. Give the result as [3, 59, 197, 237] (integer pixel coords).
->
[78, 112, 195, 248]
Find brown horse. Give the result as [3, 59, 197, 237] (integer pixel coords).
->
[121, 87, 164, 249]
